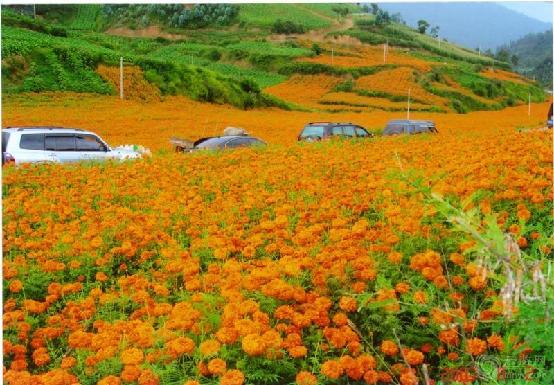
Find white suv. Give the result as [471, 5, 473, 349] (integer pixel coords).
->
[2, 127, 141, 165]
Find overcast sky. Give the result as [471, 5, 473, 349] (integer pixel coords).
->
[498, 2, 553, 23]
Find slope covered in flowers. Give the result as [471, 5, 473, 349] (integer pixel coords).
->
[2, 94, 553, 385]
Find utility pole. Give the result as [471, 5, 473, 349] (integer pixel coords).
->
[383, 41, 388, 63]
[331, 47, 334, 66]
[119, 57, 124, 100]
[478, 45, 481, 57]
[407, 88, 411, 120]
[33, 4, 36, 19]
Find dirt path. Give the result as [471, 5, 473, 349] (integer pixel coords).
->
[105, 25, 184, 40]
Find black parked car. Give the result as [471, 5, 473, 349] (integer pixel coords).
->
[190, 135, 266, 151]
[298, 122, 373, 142]
[383, 120, 438, 135]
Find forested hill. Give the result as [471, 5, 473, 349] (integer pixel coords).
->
[498, 30, 553, 89]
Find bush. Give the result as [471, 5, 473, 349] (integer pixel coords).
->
[203, 48, 222, 61]
[271, 19, 305, 34]
[311, 43, 322, 56]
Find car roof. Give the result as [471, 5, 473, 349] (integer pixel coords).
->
[2, 126, 96, 135]
[305, 122, 354, 126]
[386, 120, 435, 125]
[194, 135, 264, 147]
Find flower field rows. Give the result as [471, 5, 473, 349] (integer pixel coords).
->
[355, 68, 448, 107]
[298, 45, 432, 72]
[2, 93, 553, 385]
[479, 68, 531, 85]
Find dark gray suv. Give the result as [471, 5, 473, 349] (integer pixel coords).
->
[298, 122, 373, 142]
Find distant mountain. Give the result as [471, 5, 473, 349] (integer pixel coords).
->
[377, 2, 551, 50]
[499, 29, 553, 88]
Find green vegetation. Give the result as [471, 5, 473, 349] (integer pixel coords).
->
[420, 66, 545, 113]
[238, 4, 338, 30]
[103, 4, 239, 30]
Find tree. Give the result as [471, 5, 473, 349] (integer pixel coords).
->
[495, 48, 510, 63]
[417, 19, 430, 34]
[511, 54, 519, 67]
[430, 25, 440, 38]
[375, 9, 391, 26]
[311, 43, 322, 56]
[391, 12, 404, 24]
[370, 3, 379, 15]
[332, 6, 350, 19]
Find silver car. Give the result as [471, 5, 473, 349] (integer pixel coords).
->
[2, 126, 141, 165]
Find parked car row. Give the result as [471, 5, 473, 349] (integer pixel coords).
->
[2, 119, 438, 166]
[298, 119, 437, 141]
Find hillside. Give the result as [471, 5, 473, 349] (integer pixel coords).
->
[378, 2, 552, 50]
[1, 4, 546, 114]
[498, 29, 553, 88]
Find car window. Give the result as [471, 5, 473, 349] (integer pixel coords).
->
[355, 127, 370, 137]
[45, 135, 76, 151]
[300, 126, 325, 138]
[2, 132, 10, 152]
[331, 126, 343, 136]
[342, 126, 356, 137]
[20, 134, 45, 150]
[225, 138, 251, 148]
[76, 134, 106, 151]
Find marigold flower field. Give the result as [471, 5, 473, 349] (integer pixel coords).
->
[2, 93, 553, 385]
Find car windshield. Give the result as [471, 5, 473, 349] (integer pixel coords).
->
[300, 126, 325, 138]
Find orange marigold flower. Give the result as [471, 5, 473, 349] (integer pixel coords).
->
[121, 365, 141, 383]
[295, 371, 317, 385]
[199, 339, 221, 356]
[121, 348, 144, 365]
[60, 356, 77, 369]
[449, 253, 464, 266]
[439, 328, 459, 346]
[166, 337, 195, 358]
[320, 359, 343, 379]
[380, 340, 398, 356]
[183, 381, 200, 385]
[138, 369, 159, 385]
[339, 296, 357, 312]
[9, 280, 23, 293]
[487, 334, 504, 351]
[357, 354, 376, 371]
[517, 237, 528, 248]
[332, 312, 349, 326]
[96, 271, 109, 282]
[466, 338, 487, 356]
[395, 282, 410, 294]
[98, 376, 122, 385]
[405, 349, 424, 365]
[363, 370, 379, 384]
[208, 358, 227, 376]
[220, 369, 244, 385]
[413, 291, 427, 304]
[399, 371, 418, 385]
[447, 352, 459, 361]
[387, 251, 403, 264]
[241, 334, 265, 356]
[288, 345, 307, 358]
